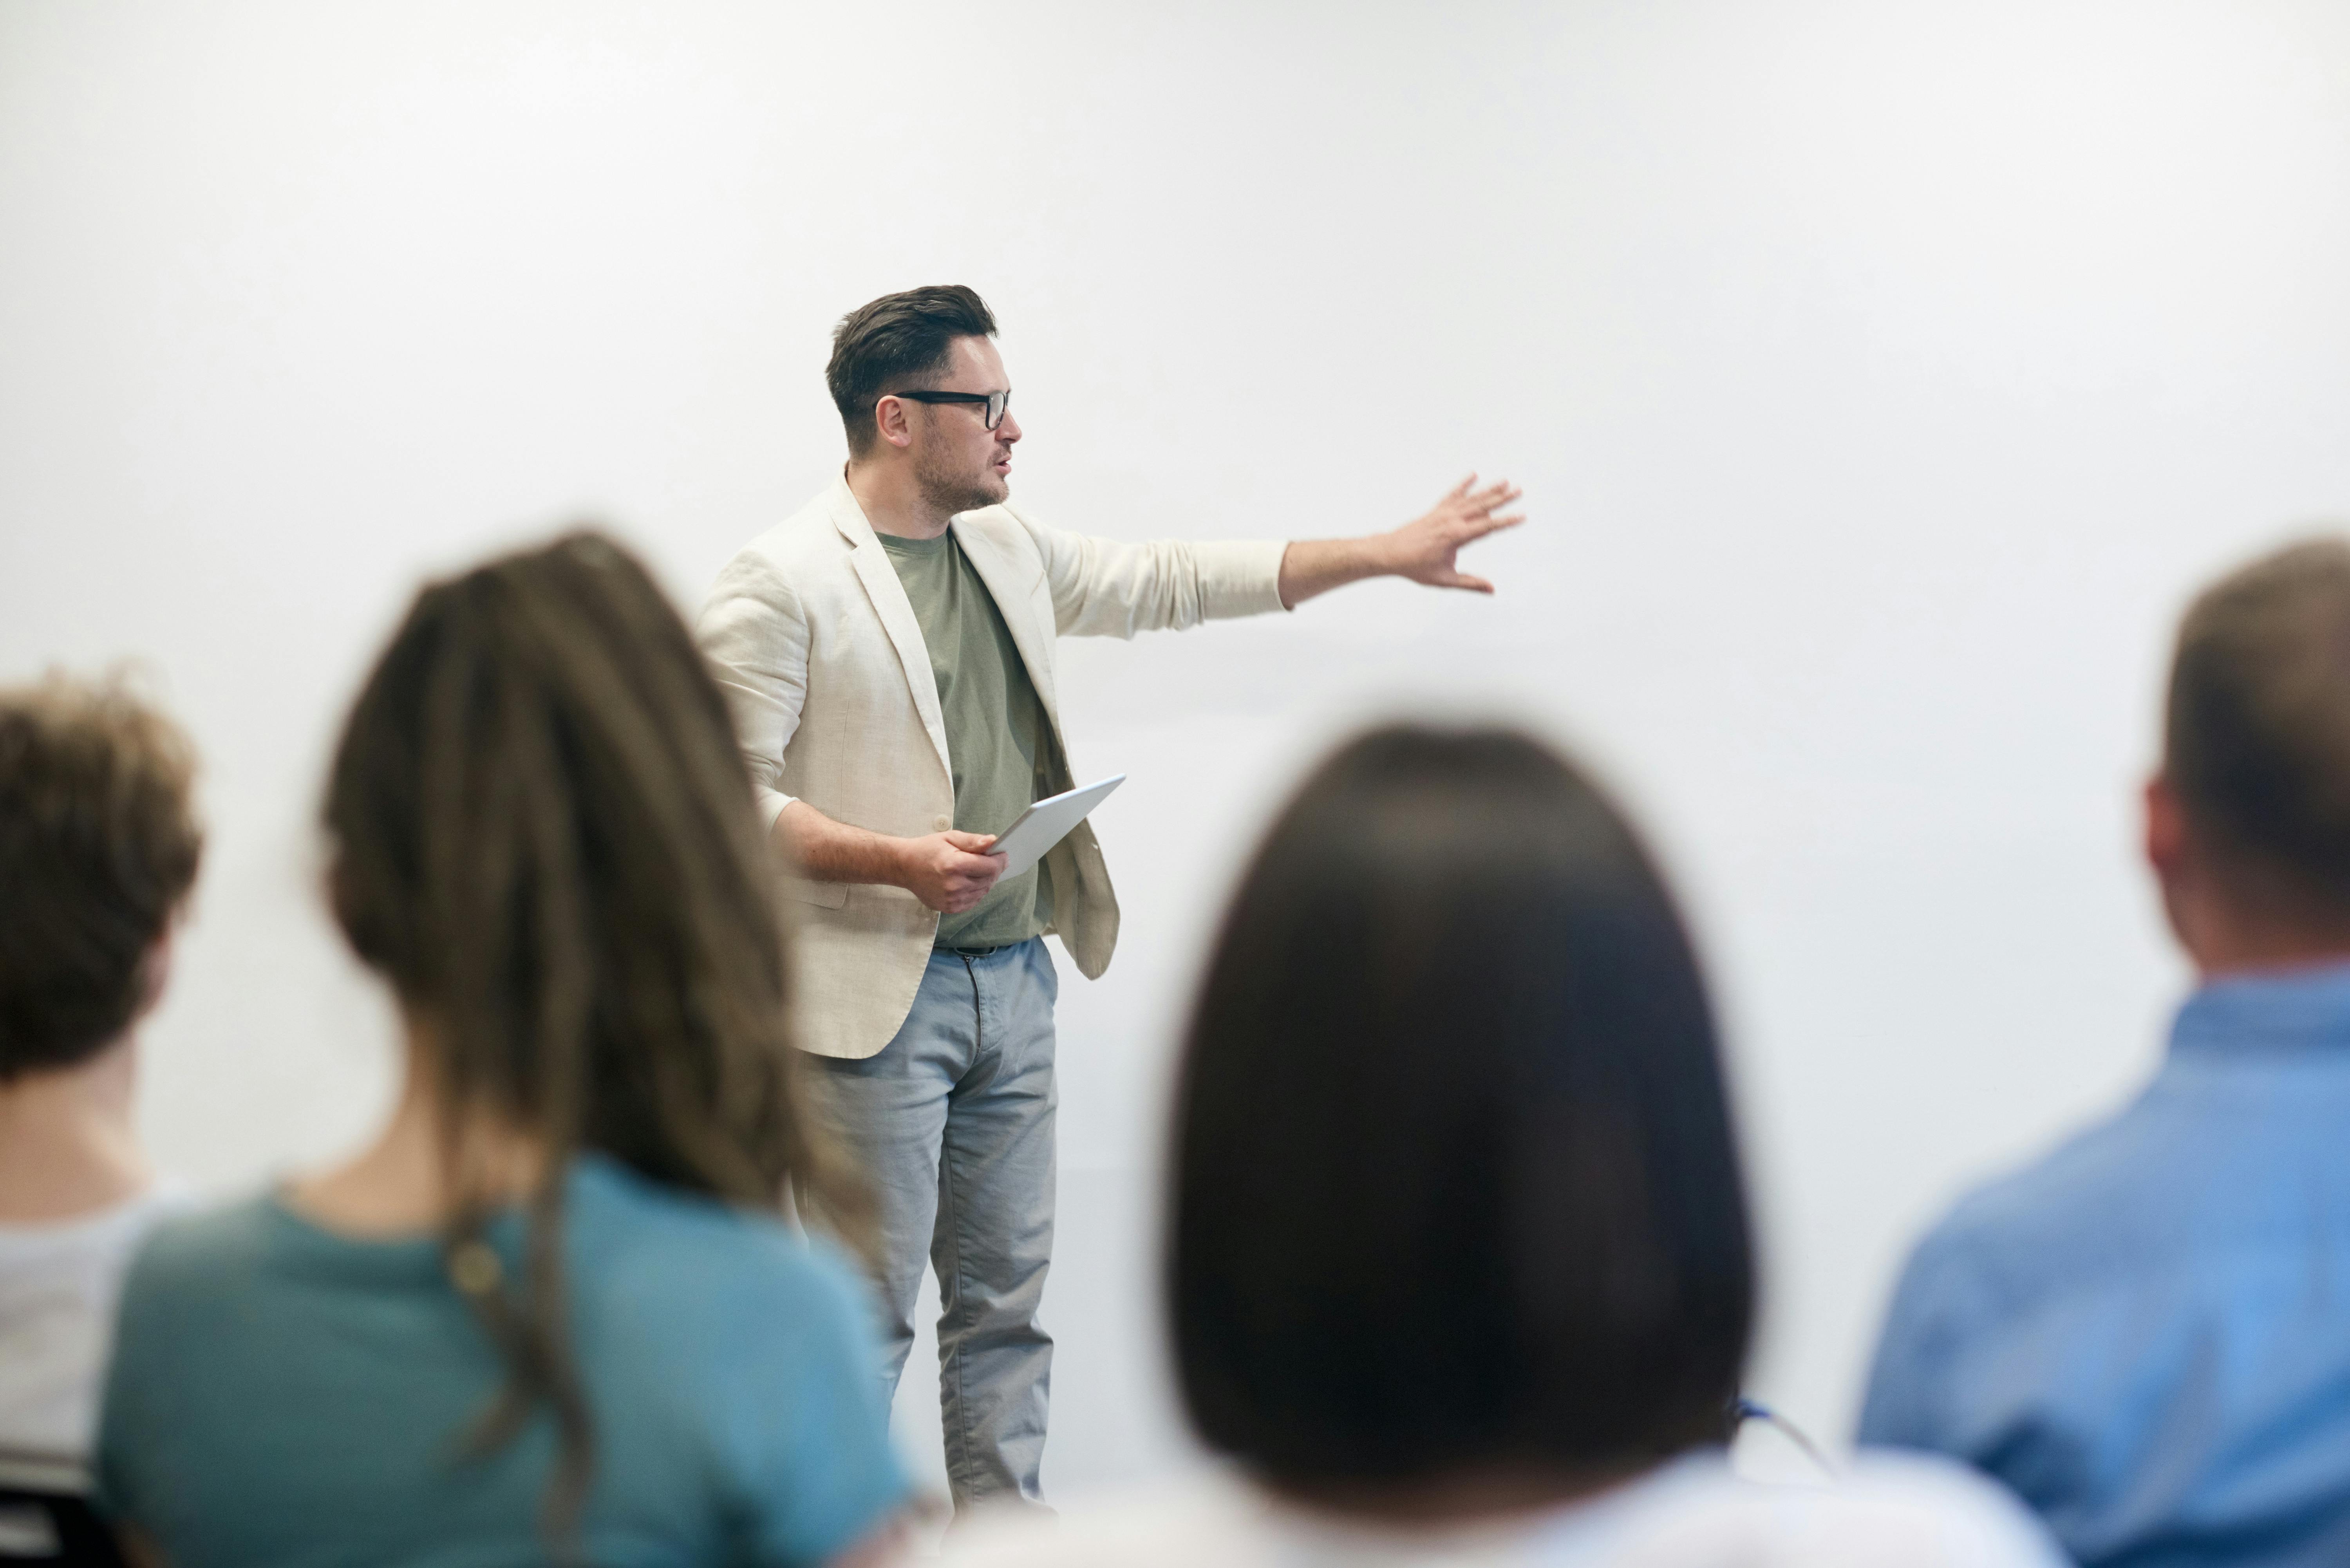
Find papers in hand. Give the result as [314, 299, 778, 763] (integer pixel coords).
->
[985, 775, 1125, 882]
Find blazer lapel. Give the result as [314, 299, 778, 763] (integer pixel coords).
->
[951, 514, 1062, 732]
[829, 483, 953, 788]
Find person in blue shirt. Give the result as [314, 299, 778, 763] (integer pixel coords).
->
[96, 533, 911, 1568]
[1860, 537, 2350, 1567]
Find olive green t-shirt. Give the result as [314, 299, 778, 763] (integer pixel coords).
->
[877, 529, 1055, 950]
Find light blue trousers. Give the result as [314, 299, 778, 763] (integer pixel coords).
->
[806, 938, 1058, 1510]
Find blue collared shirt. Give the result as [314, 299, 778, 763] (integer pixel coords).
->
[1859, 963, 2350, 1566]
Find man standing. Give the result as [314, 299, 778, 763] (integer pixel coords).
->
[1860, 538, 2350, 1566]
[696, 285, 1519, 1510]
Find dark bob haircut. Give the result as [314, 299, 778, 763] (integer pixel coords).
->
[824, 284, 997, 457]
[1169, 725, 1753, 1489]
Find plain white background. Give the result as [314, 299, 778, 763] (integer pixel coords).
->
[6, 0, 2350, 1503]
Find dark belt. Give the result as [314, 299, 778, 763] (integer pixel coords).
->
[939, 942, 1016, 958]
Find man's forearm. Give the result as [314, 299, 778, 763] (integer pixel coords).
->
[772, 800, 1009, 914]
[1277, 479, 1523, 607]
[1277, 537, 1398, 610]
[773, 799, 907, 886]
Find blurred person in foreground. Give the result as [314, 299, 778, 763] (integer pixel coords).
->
[951, 725, 2060, 1568]
[0, 676, 198, 1535]
[1862, 538, 2350, 1566]
[697, 284, 1523, 1512]
[96, 535, 910, 1568]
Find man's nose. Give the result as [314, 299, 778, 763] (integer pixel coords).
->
[998, 411, 1021, 443]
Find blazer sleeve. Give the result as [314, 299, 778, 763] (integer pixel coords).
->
[1016, 510, 1290, 639]
[696, 551, 812, 834]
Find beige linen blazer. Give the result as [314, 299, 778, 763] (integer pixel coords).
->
[697, 477, 1288, 1060]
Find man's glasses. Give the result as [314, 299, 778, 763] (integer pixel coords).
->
[889, 388, 1011, 430]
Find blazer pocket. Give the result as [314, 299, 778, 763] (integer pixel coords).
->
[781, 874, 851, 910]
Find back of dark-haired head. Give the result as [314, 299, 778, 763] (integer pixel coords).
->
[2167, 537, 2350, 923]
[0, 674, 201, 1081]
[825, 284, 998, 457]
[324, 530, 857, 1530]
[1170, 726, 1753, 1492]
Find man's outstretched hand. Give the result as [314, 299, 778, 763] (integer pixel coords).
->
[1383, 475, 1525, 594]
[1275, 475, 1526, 609]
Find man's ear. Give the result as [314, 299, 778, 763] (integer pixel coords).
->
[135, 926, 177, 1020]
[872, 395, 915, 452]
[2145, 772, 2191, 885]
[2145, 770, 2224, 966]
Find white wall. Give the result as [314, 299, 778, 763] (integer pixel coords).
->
[7, 0, 2350, 1501]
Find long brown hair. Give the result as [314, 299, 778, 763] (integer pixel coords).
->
[322, 531, 857, 1531]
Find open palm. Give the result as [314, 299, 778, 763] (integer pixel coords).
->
[1388, 475, 1526, 593]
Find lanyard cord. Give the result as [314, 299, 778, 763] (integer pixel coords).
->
[1731, 1397, 1838, 1479]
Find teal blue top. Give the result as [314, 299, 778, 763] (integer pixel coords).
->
[96, 1154, 907, 1568]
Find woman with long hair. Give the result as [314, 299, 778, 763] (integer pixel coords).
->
[96, 534, 907, 1566]
[953, 724, 2058, 1566]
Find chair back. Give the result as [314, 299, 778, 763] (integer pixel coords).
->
[0, 1450, 130, 1566]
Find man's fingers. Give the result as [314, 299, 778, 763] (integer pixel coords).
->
[1447, 484, 1519, 525]
[1442, 571, 1496, 593]
[1448, 473, 1476, 499]
[1462, 510, 1528, 540]
[1434, 510, 1524, 550]
[933, 846, 1008, 907]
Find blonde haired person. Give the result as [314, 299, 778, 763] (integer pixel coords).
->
[97, 535, 909, 1568]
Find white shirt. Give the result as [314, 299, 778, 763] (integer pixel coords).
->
[944, 1453, 2063, 1568]
[0, 1185, 183, 1487]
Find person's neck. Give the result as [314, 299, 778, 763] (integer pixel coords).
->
[2157, 840, 2350, 983]
[286, 1023, 544, 1237]
[844, 457, 953, 540]
[1273, 1460, 1647, 1531]
[2196, 939, 2350, 983]
[2181, 898, 2350, 983]
[0, 1037, 153, 1223]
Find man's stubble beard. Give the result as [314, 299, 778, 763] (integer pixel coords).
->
[912, 437, 1007, 517]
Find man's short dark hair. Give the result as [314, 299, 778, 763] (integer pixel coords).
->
[825, 285, 998, 456]
[2167, 536, 2350, 920]
[0, 674, 201, 1079]
[1170, 725, 1753, 1491]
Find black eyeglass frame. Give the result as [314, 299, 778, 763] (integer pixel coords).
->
[886, 388, 1012, 429]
